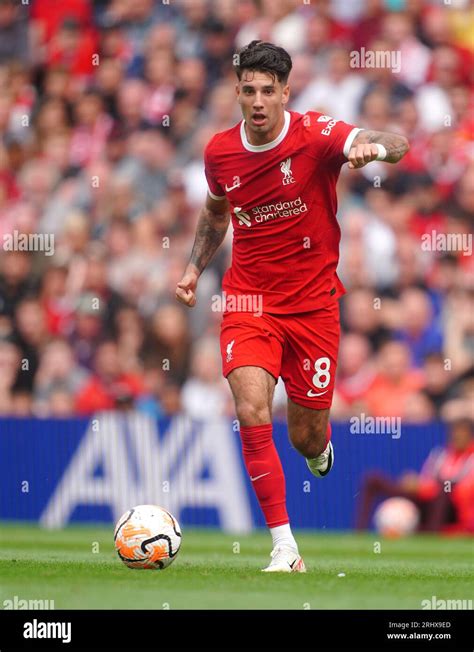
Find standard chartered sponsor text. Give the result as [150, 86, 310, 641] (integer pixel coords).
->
[252, 196, 308, 223]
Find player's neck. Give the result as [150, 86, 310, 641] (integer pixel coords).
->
[244, 111, 286, 147]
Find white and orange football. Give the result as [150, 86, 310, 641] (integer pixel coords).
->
[114, 504, 182, 569]
[374, 497, 420, 539]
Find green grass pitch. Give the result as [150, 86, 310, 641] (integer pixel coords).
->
[0, 524, 472, 610]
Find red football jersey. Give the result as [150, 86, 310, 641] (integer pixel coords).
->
[204, 110, 361, 313]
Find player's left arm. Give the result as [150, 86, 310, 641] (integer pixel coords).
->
[347, 130, 409, 169]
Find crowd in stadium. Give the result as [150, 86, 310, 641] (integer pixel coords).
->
[0, 0, 472, 422]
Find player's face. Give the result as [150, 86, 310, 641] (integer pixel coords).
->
[236, 70, 289, 142]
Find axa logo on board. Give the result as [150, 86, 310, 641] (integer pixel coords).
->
[39, 413, 253, 534]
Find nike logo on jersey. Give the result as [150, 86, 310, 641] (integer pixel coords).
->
[250, 472, 270, 482]
[225, 182, 241, 192]
[307, 389, 328, 397]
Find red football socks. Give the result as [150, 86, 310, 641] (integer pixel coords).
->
[239, 424, 289, 528]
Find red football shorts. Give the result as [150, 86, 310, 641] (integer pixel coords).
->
[220, 301, 340, 409]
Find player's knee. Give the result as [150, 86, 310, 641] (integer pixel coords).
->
[235, 399, 270, 427]
[292, 424, 326, 458]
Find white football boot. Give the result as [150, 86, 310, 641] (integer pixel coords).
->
[306, 440, 334, 478]
[261, 546, 306, 573]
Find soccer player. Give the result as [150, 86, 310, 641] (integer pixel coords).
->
[176, 41, 409, 572]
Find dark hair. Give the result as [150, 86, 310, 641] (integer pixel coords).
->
[235, 41, 292, 84]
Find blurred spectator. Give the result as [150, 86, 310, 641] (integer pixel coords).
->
[69, 90, 113, 167]
[334, 333, 376, 417]
[143, 49, 175, 125]
[293, 47, 366, 123]
[287, 54, 315, 104]
[352, 0, 385, 51]
[48, 386, 76, 417]
[113, 305, 145, 374]
[135, 366, 166, 419]
[13, 297, 48, 392]
[403, 391, 437, 422]
[381, 11, 431, 90]
[121, 128, 175, 204]
[115, 0, 158, 62]
[34, 338, 89, 414]
[39, 264, 74, 336]
[359, 37, 413, 108]
[181, 337, 229, 420]
[341, 288, 390, 351]
[160, 382, 182, 417]
[443, 289, 474, 377]
[31, 0, 93, 46]
[80, 254, 125, 332]
[421, 353, 452, 416]
[11, 388, 33, 416]
[141, 304, 191, 387]
[0, 339, 21, 414]
[356, 419, 474, 533]
[365, 341, 425, 418]
[393, 287, 443, 367]
[0, 0, 29, 64]
[304, 13, 332, 66]
[45, 16, 97, 79]
[74, 339, 144, 414]
[67, 292, 105, 369]
[415, 46, 463, 132]
[441, 373, 474, 424]
[0, 252, 37, 318]
[236, 0, 306, 55]
[116, 79, 149, 133]
[201, 18, 234, 89]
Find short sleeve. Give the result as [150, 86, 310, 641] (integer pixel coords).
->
[305, 112, 362, 167]
[203, 139, 226, 200]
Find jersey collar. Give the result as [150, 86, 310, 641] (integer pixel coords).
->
[240, 110, 291, 153]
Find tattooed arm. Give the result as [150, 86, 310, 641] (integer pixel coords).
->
[176, 194, 230, 307]
[347, 129, 409, 168]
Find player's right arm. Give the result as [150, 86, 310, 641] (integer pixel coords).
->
[175, 193, 230, 307]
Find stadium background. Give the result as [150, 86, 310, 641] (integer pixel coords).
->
[0, 0, 473, 532]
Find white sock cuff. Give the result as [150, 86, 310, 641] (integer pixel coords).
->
[270, 523, 298, 552]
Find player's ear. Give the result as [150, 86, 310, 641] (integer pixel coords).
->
[281, 84, 290, 106]
[235, 83, 241, 100]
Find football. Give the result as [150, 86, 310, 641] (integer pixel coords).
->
[114, 504, 182, 569]
[374, 497, 420, 539]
